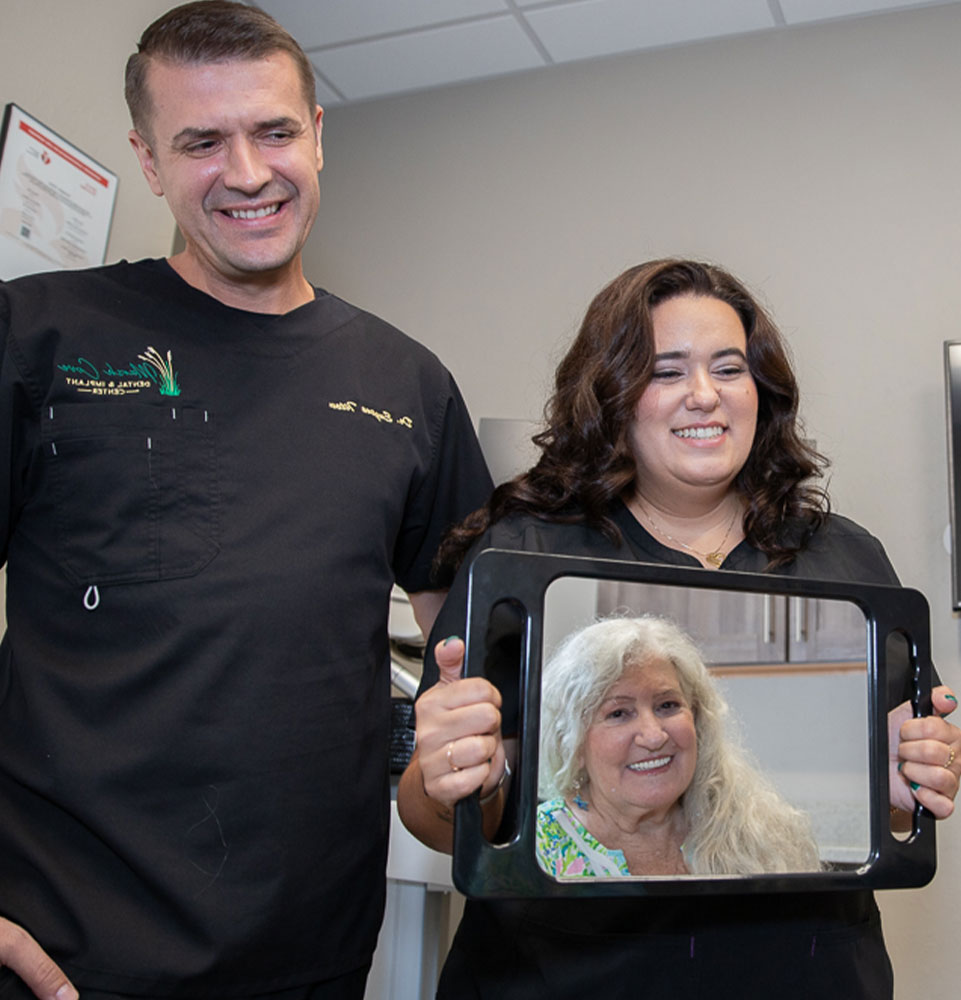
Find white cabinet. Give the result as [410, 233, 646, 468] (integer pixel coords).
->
[594, 581, 866, 666]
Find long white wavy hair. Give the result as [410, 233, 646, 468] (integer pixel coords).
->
[538, 615, 820, 874]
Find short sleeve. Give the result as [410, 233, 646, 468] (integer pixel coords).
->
[0, 286, 38, 567]
[392, 374, 492, 594]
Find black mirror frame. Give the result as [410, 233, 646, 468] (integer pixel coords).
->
[453, 548, 936, 898]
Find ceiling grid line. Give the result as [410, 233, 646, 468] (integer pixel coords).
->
[251, 1, 961, 106]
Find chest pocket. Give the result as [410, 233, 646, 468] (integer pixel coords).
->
[42, 402, 220, 587]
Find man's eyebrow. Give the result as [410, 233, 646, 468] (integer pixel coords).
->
[170, 126, 221, 147]
[170, 117, 306, 146]
[257, 116, 305, 131]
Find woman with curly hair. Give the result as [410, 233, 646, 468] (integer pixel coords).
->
[398, 258, 961, 999]
[433, 257, 829, 573]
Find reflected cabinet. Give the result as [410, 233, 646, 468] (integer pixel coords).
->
[595, 581, 866, 666]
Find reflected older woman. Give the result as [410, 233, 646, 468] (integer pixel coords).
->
[537, 616, 819, 878]
[398, 259, 961, 999]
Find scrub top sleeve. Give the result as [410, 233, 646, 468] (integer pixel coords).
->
[0, 289, 35, 564]
[393, 376, 492, 594]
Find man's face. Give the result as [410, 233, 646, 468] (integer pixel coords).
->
[129, 52, 323, 297]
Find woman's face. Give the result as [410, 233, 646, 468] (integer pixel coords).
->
[628, 294, 758, 505]
[580, 656, 697, 821]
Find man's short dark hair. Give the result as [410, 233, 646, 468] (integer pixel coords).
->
[125, 1, 318, 140]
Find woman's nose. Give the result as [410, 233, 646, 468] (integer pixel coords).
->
[686, 369, 720, 410]
[633, 720, 668, 750]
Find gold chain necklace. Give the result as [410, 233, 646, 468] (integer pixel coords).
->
[636, 498, 739, 568]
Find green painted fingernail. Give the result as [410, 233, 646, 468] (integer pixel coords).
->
[897, 762, 904, 772]
[910, 781, 920, 791]
[443, 635, 461, 645]
[946, 694, 958, 705]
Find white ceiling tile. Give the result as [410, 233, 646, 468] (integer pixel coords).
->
[311, 74, 344, 107]
[253, 0, 961, 104]
[524, 0, 777, 62]
[779, 0, 951, 23]
[255, 0, 510, 49]
[313, 18, 545, 101]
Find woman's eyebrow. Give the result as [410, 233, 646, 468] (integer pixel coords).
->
[599, 694, 636, 707]
[653, 347, 747, 362]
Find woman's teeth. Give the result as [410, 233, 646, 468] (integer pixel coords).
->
[673, 426, 723, 439]
[628, 756, 671, 772]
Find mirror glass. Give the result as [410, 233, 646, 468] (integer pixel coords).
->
[539, 576, 870, 879]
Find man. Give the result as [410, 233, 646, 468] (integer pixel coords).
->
[0, 3, 491, 997]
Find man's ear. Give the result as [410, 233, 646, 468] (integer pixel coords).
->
[314, 105, 324, 173]
[128, 129, 165, 197]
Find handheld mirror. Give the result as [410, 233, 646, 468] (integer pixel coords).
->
[453, 549, 935, 898]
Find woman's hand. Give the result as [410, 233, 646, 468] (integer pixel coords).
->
[414, 637, 507, 812]
[889, 686, 960, 817]
[397, 637, 509, 852]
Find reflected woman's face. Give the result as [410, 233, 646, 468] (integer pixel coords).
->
[580, 656, 697, 822]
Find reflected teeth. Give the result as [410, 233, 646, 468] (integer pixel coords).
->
[229, 204, 280, 219]
[628, 757, 671, 772]
[674, 426, 723, 439]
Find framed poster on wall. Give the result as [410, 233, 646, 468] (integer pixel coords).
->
[0, 103, 118, 279]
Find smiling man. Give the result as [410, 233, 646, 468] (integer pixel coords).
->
[0, 3, 491, 999]
[127, 49, 324, 311]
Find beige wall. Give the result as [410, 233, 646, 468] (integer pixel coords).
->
[305, 5, 961, 998]
[1, 0, 178, 265]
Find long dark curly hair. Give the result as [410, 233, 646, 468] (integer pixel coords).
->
[438, 259, 828, 572]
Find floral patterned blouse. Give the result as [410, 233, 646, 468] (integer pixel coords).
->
[535, 797, 631, 878]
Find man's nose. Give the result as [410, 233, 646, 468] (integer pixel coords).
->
[222, 137, 272, 193]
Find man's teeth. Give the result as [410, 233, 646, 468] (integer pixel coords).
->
[674, 426, 723, 439]
[628, 757, 671, 772]
[229, 204, 280, 220]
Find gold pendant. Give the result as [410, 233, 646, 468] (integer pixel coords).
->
[705, 551, 724, 568]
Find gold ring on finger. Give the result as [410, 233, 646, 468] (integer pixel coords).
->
[945, 747, 956, 770]
[446, 741, 460, 773]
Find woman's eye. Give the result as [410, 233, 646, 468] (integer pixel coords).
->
[651, 368, 683, 381]
[713, 363, 748, 378]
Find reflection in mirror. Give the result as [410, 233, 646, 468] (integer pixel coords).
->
[539, 577, 870, 879]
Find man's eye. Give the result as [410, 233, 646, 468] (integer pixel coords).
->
[184, 140, 219, 155]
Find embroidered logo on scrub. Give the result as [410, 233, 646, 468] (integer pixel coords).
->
[57, 346, 181, 397]
[328, 399, 413, 429]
